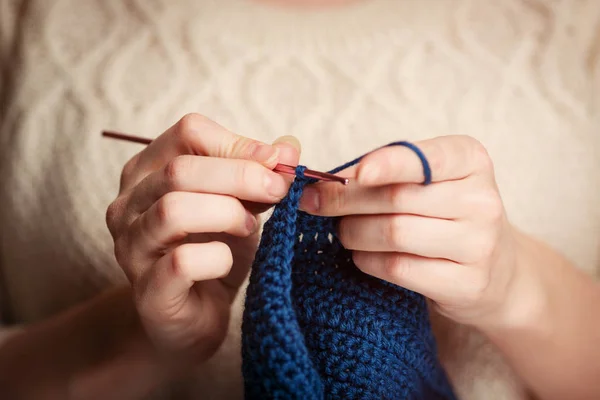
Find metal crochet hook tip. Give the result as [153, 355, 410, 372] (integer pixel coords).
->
[101, 131, 349, 185]
[273, 164, 349, 185]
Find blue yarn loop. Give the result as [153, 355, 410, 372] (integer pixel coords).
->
[295, 165, 308, 180]
[242, 142, 455, 399]
[327, 141, 432, 185]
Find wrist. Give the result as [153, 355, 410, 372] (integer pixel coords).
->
[475, 229, 552, 339]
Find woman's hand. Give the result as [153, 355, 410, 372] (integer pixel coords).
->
[106, 114, 300, 365]
[299, 135, 520, 329]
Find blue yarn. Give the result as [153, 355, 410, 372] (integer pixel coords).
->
[242, 142, 455, 399]
[328, 141, 432, 185]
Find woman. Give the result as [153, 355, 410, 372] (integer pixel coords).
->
[1, 0, 599, 399]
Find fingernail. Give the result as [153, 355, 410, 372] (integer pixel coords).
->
[245, 212, 257, 233]
[273, 142, 299, 168]
[358, 163, 379, 185]
[299, 187, 320, 213]
[252, 144, 278, 163]
[264, 173, 287, 199]
[273, 135, 301, 153]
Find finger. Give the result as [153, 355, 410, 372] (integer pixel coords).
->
[299, 179, 470, 219]
[125, 192, 255, 278]
[273, 135, 301, 167]
[338, 214, 468, 261]
[296, 164, 357, 214]
[135, 242, 233, 321]
[127, 156, 290, 215]
[353, 251, 473, 304]
[132, 114, 280, 182]
[356, 135, 493, 186]
[243, 135, 302, 214]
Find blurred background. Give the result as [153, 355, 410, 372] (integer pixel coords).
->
[0, 1, 598, 398]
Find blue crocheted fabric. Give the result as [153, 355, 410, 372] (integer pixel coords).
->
[242, 144, 457, 400]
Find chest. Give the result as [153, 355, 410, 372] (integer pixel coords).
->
[2, 0, 599, 320]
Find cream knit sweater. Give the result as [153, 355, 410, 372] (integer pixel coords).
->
[1, 0, 599, 399]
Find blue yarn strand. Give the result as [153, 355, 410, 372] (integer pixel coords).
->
[242, 141, 454, 400]
[328, 141, 432, 185]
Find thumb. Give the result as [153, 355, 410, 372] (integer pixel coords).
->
[242, 135, 301, 214]
[272, 135, 301, 166]
[138, 114, 282, 172]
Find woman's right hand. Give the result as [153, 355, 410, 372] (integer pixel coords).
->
[105, 114, 300, 366]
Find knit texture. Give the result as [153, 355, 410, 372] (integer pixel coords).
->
[242, 144, 456, 399]
[2, 1, 600, 399]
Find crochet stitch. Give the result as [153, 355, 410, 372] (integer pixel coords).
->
[242, 142, 456, 400]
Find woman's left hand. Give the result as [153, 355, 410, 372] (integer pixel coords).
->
[299, 135, 521, 329]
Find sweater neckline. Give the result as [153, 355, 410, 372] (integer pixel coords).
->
[194, 0, 412, 53]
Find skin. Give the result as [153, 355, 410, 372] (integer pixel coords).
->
[1, 2, 595, 399]
[0, 114, 302, 399]
[299, 135, 600, 400]
[105, 114, 301, 362]
[0, 113, 598, 399]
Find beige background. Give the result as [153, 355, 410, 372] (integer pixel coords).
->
[1, 0, 599, 398]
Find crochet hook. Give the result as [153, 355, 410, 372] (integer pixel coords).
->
[101, 131, 349, 185]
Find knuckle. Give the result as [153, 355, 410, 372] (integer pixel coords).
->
[427, 140, 447, 179]
[463, 271, 491, 305]
[484, 194, 504, 223]
[386, 216, 405, 250]
[466, 136, 494, 171]
[372, 148, 394, 172]
[387, 186, 402, 209]
[324, 184, 347, 214]
[387, 184, 409, 210]
[470, 190, 504, 222]
[170, 245, 191, 279]
[155, 192, 182, 227]
[178, 113, 207, 131]
[475, 241, 495, 262]
[164, 155, 192, 190]
[226, 135, 248, 157]
[175, 113, 210, 143]
[467, 232, 498, 263]
[233, 161, 252, 189]
[353, 252, 378, 276]
[337, 218, 353, 249]
[217, 196, 247, 234]
[351, 251, 366, 270]
[105, 198, 124, 235]
[122, 156, 137, 177]
[479, 232, 500, 259]
[214, 242, 234, 265]
[120, 154, 140, 187]
[233, 204, 251, 234]
[385, 254, 410, 283]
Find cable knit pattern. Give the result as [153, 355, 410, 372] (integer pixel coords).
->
[0, 1, 599, 399]
[242, 151, 456, 399]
